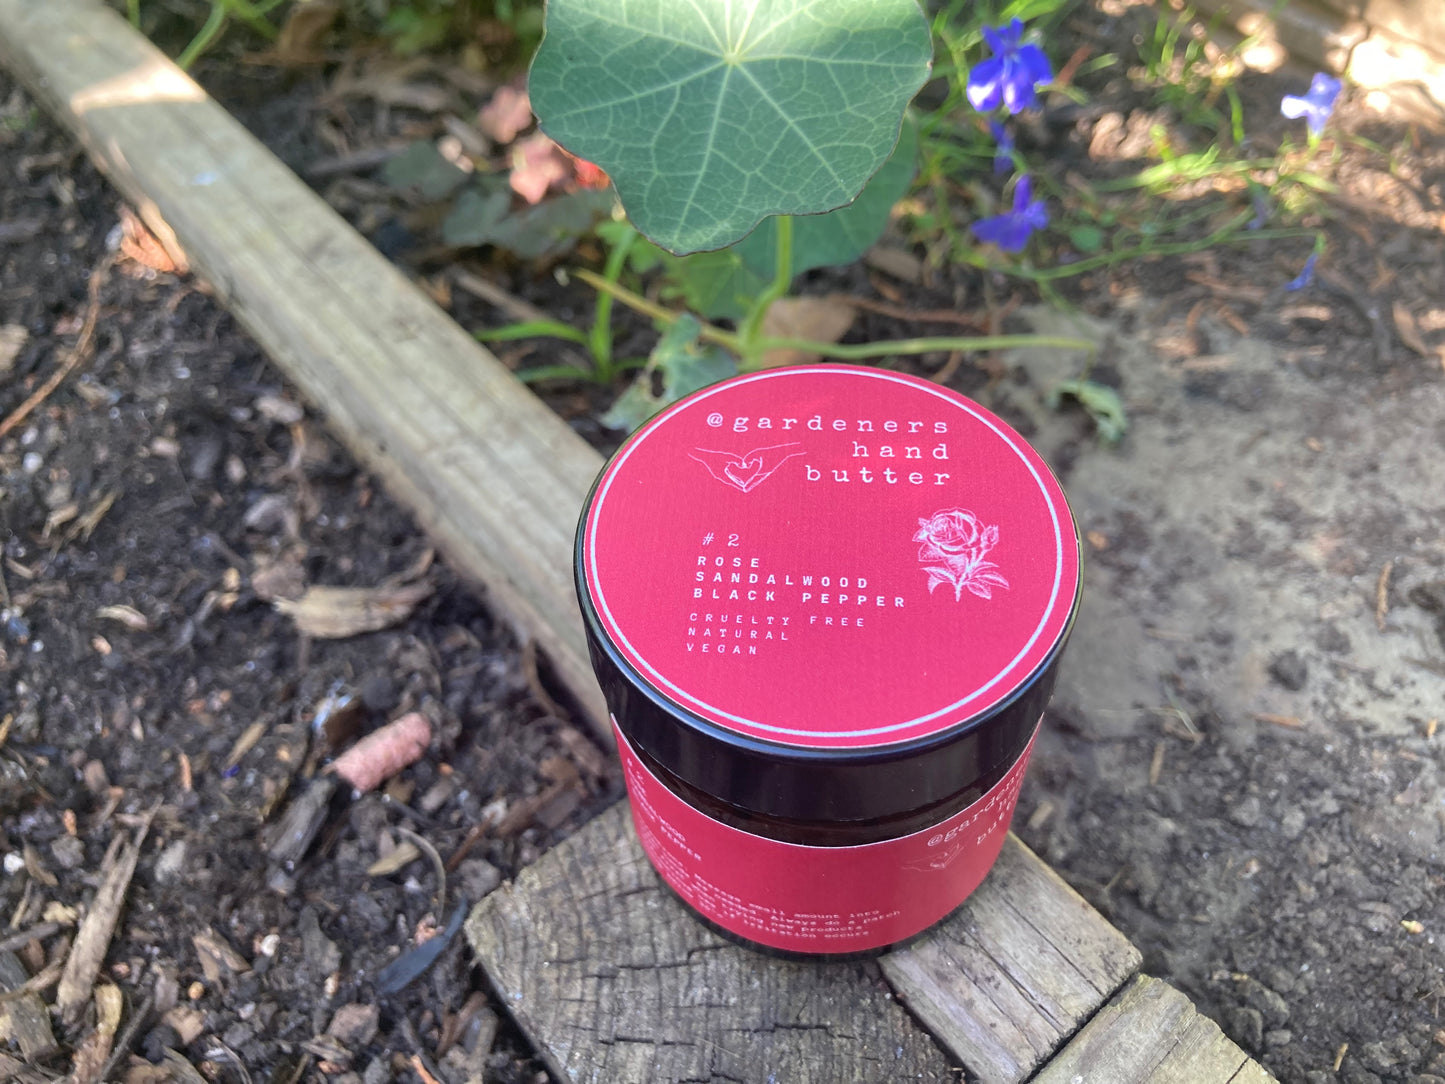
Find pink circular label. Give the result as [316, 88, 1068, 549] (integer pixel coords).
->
[583, 366, 1079, 749]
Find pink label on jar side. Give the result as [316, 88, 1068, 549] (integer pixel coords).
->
[614, 719, 1039, 954]
[584, 366, 1079, 750]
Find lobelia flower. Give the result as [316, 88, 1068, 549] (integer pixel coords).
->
[1285, 251, 1319, 291]
[967, 19, 1053, 114]
[989, 121, 1015, 175]
[1280, 73, 1342, 137]
[971, 175, 1049, 253]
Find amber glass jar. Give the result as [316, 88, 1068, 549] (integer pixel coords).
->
[577, 365, 1080, 955]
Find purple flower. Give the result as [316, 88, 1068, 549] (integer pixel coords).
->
[1285, 251, 1318, 291]
[989, 121, 1015, 175]
[1281, 73, 1342, 137]
[972, 175, 1048, 253]
[967, 19, 1053, 114]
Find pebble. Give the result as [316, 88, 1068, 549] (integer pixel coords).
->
[49, 834, 85, 870]
[1225, 1005, 1263, 1050]
[1268, 650, 1309, 690]
[1229, 794, 1264, 829]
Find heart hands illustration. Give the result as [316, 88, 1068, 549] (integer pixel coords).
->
[689, 444, 805, 493]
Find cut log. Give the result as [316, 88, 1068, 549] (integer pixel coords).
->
[0, 0, 610, 740]
[465, 803, 955, 1084]
[1032, 974, 1278, 1083]
[879, 835, 1142, 1083]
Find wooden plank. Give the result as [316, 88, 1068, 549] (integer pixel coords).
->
[465, 803, 956, 1084]
[1033, 975, 1277, 1084]
[0, 0, 610, 740]
[879, 835, 1142, 1084]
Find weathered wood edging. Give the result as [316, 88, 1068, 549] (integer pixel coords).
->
[0, 4, 1278, 1080]
[0, 0, 610, 739]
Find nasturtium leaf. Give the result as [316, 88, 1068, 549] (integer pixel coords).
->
[660, 247, 771, 322]
[601, 314, 738, 431]
[735, 114, 918, 279]
[529, 0, 933, 255]
[443, 187, 615, 259]
[382, 140, 470, 201]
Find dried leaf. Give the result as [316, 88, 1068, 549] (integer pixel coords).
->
[0, 324, 26, 376]
[275, 0, 341, 61]
[367, 840, 421, 877]
[1394, 301, 1430, 357]
[275, 579, 433, 638]
[758, 296, 856, 368]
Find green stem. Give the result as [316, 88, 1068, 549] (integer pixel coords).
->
[571, 269, 1095, 366]
[749, 334, 1097, 363]
[574, 268, 744, 353]
[589, 224, 636, 378]
[736, 215, 794, 366]
[176, 1, 229, 69]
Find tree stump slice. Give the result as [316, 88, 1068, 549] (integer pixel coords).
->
[1032, 974, 1278, 1083]
[466, 803, 955, 1084]
[879, 835, 1142, 1083]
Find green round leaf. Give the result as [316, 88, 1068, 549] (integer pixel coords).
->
[735, 113, 918, 279]
[529, 0, 932, 255]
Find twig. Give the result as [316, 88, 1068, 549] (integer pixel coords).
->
[0, 254, 114, 441]
[395, 827, 446, 910]
[402, 1016, 446, 1084]
[0, 921, 61, 954]
[840, 293, 987, 330]
[1376, 560, 1393, 631]
[453, 269, 557, 326]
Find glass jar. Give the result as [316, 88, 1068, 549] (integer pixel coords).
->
[577, 364, 1080, 955]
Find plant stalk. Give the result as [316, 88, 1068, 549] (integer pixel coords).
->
[571, 268, 1096, 365]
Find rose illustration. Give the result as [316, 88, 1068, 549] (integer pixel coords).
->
[913, 508, 1009, 601]
[914, 508, 981, 559]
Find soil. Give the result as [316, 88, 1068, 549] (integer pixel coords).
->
[4, 3, 1445, 1083]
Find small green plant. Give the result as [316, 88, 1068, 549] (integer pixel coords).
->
[517, 0, 1093, 428]
[127, 0, 287, 69]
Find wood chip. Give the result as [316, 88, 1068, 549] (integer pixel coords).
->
[96, 604, 151, 631]
[192, 929, 251, 982]
[367, 840, 421, 877]
[275, 579, 433, 638]
[224, 718, 269, 772]
[0, 324, 26, 376]
[161, 1006, 206, 1045]
[1148, 740, 1165, 786]
[67, 982, 123, 1084]
[1376, 559, 1393, 631]
[0, 949, 58, 1059]
[1255, 713, 1304, 729]
[56, 817, 150, 1026]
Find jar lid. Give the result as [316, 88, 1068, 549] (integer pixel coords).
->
[577, 365, 1080, 821]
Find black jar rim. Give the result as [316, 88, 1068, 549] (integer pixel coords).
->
[576, 488, 1082, 825]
